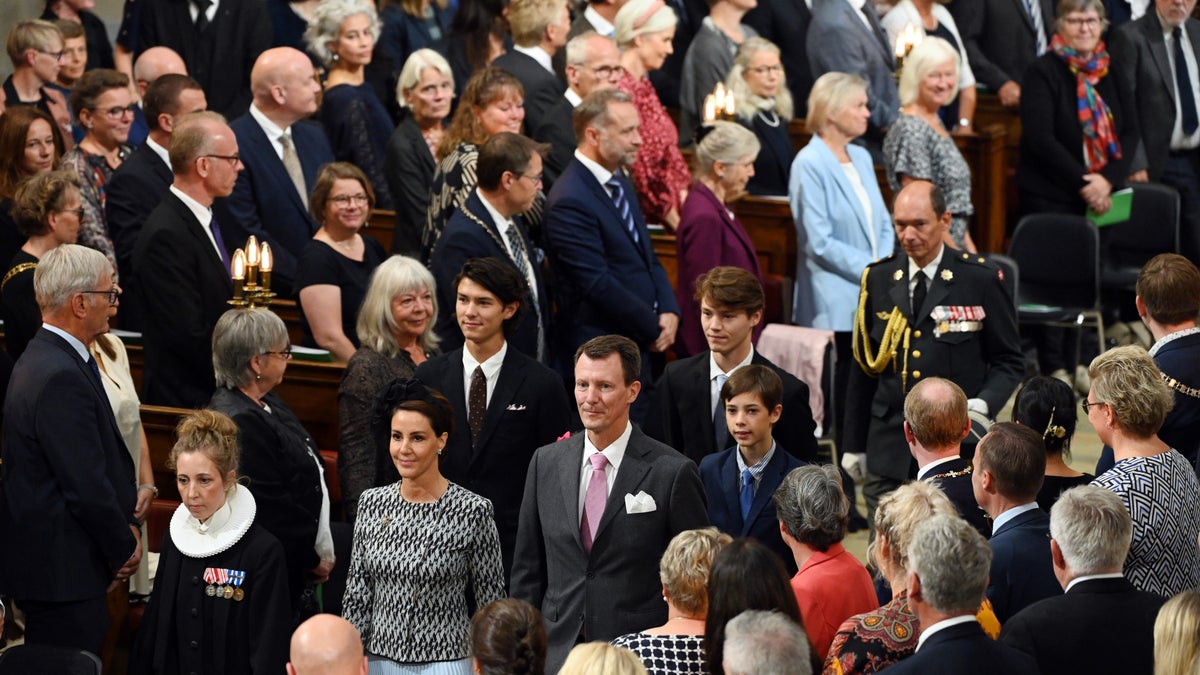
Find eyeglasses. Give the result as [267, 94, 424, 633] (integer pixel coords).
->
[81, 287, 121, 304]
[36, 49, 65, 61]
[60, 206, 85, 220]
[201, 154, 242, 166]
[329, 194, 370, 207]
[1080, 399, 1105, 414]
[518, 173, 543, 186]
[92, 104, 137, 119]
[263, 344, 293, 360]
[592, 65, 623, 79]
[1061, 16, 1103, 29]
[748, 65, 784, 76]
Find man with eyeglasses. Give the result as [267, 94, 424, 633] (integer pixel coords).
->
[535, 31, 622, 188]
[2, 19, 73, 148]
[132, 111, 237, 407]
[430, 132, 552, 364]
[215, 47, 334, 295]
[0, 244, 142, 655]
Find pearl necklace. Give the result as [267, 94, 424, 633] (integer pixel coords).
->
[757, 109, 781, 127]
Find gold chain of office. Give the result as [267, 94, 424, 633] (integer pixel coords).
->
[1163, 374, 1200, 401]
[852, 267, 913, 392]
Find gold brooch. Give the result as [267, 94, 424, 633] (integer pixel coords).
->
[940, 269, 954, 281]
[893, 269, 904, 281]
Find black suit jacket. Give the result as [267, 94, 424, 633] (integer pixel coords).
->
[743, 0, 813, 116]
[844, 250, 1024, 480]
[133, 191, 232, 407]
[216, 115, 334, 291]
[413, 345, 572, 577]
[699, 445, 805, 574]
[384, 116, 437, 256]
[987, 507, 1062, 623]
[880, 620, 1039, 674]
[531, 95, 577, 190]
[1000, 576, 1163, 675]
[1110, 13, 1200, 181]
[135, 0, 271, 117]
[645, 350, 819, 464]
[105, 141, 173, 330]
[429, 191, 551, 362]
[492, 50, 565, 138]
[948, 0, 1055, 92]
[1154, 332, 1200, 466]
[208, 387, 323, 602]
[0, 329, 137, 602]
[922, 457, 991, 537]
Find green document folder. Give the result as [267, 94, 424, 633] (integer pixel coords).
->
[1085, 188, 1134, 227]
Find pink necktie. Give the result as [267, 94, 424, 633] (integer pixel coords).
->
[581, 453, 609, 553]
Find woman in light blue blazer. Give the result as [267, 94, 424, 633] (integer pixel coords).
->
[789, 71, 893, 444]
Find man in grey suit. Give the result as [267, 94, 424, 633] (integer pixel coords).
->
[511, 335, 709, 673]
[1111, 0, 1200, 263]
[806, 0, 899, 158]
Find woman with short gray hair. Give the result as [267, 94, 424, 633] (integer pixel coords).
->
[307, 0, 396, 210]
[208, 308, 335, 620]
[775, 464, 876, 659]
[673, 120, 764, 356]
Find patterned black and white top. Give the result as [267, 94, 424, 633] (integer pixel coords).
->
[882, 113, 974, 247]
[343, 481, 506, 663]
[1093, 450, 1200, 597]
[610, 633, 707, 675]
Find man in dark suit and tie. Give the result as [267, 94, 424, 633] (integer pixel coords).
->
[0, 244, 142, 654]
[132, 0, 271, 117]
[106, 73, 207, 329]
[215, 47, 333, 293]
[1000, 485, 1165, 675]
[700, 365, 806, 574]
[879, 514, 1038, 674]
[542, 89, 679, 420]
[646, 266, 819, 465]
[972, 422, 1062, 623]
[430, 132, 551, 362]
[845, 181, 1022, 522]
[133, 111, 236, 407]
[948, 0, 1053, 109]
[493, 0, 570, 136]
[1111, 0, 1200, 264]
[536, 31, 623, 188]
[511, 335, 709, 673]
[904, 377, 991, 537]
[415, 258, 572, 577]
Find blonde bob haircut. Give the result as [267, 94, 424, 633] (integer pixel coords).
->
[806, 71, 867, 135]
[659, 527, 733, 617]
[727, 37, 794, 121]
[898, 36, 960, 107]
[1087, 345, 1175, 439]
[614, 0, 679, 49]
[1154, 589, 1200, 675]
[559, 643, 648, 675]
[867, 480, 957, 581]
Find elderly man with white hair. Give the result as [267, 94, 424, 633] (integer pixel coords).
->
[999, 485, 1165, 675]
[722, 610, 812, 675]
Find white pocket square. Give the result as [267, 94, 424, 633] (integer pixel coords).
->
[624, 491, 657, 514]
[505, 403, 527, 411]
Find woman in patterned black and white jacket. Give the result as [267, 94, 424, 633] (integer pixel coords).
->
[343, 378, 506, 675]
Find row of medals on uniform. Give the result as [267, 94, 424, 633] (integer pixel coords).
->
[203, 568, 246, 601]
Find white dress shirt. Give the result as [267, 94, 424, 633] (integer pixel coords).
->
[578, 421, 632, 518]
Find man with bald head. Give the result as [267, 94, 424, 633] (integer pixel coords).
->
[214, 47, 333, 294]
[133, 111, 236, 407]
[845, 180, 1022, 522]
[287, 615, 367, 675]
[119, 46, 189, 147]
[131, 0, 270, 116]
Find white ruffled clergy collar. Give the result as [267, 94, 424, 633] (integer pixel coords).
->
[170, 485, 257, 558]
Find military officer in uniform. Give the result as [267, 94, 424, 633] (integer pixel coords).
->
[844, 180, 1023, 522]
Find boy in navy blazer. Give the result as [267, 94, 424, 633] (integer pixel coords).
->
[700, 365, 805, 574]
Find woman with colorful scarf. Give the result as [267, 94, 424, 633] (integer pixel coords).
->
[1016, 0, 1139, 216]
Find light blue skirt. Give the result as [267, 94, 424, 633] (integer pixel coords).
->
[367, 656, 472, 675]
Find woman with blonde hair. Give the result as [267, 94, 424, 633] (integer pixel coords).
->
[560, 643, 649, 675]
[674, 121, 764, 356]
[612, 528, 733, 675]
[614, 0, 691, 230]
[726, 37, 793, 196]
[1089, 345, 1200, 597]
[824, 481, 1000, 674]
[338, 256, 439, 521]
[1155, 589, 1200, 675]
[882, 36, 976, 252]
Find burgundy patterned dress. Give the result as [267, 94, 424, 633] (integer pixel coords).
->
[617, 71, 691, 226]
